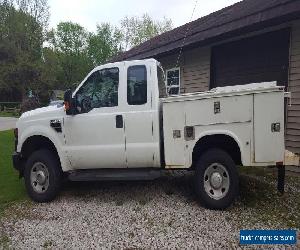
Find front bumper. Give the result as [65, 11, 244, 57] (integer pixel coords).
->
[12, 152, 24, 176]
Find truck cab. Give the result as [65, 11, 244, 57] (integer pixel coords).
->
[12, 58, 286, 209]
[63, 59, 162, 170]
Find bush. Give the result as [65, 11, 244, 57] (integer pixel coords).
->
[20, 97, 40, 113]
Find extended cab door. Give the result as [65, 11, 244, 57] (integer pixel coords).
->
[63, 65, 126, 169]
[123, 61, 161, 168]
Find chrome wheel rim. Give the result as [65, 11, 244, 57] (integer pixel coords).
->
[30, 162, 49, 193]
[204, 163, 230, 200]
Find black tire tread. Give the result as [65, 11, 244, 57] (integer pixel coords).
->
[24, 149, 62, 202]
[194, 148, 239, 209]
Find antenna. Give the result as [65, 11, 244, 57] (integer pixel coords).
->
[175, 0, 198, 68]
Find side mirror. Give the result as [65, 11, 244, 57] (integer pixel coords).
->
[64, 89, 74, 115]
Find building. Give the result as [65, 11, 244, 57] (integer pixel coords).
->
[112, 0, 300, 164]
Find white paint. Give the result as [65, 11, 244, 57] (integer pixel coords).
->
[17, 106, 71, 171]
[20, 105, 60, 119]
[211, 81, 278, 93]
[63, 108, 127, 169]
[253, 91, 285, 162]
[16, 59, 285, 172]
[122, 60, 161, 168]
[162, 101, 185, 167]
[162, 82, 285, 168]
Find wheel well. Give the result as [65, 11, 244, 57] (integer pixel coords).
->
[192, 134, 242, 167]
[21, 135, 59, 162]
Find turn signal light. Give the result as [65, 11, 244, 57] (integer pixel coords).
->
[64, 101, 70, 111]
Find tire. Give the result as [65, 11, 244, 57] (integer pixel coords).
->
[194, 148, 239, 209]
[24, 149, 62, 202]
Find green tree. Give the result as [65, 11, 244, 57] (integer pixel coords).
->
[0, 1, 47, 101]
[5, 0, 50, 34]
[39, 47, 62, 89]
[88, 23, 123, 65]
[50, 22, 89, 56]
[49, 21, 93, 88]
[0, 3, 174, 103]
[121, 13, 173, 50]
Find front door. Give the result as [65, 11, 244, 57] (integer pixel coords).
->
[63, 66, 126, 169]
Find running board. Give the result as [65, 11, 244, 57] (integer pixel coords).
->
[68, 169, 162, 181]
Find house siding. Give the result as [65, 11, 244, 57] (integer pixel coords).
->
[157, 47, 210, 97]
[287, 21, 300, 153]
[156, 20, 300, 155]
[182, 47, 210, 93]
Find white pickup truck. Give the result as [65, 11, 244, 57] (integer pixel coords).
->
[12, 58, 286, 209]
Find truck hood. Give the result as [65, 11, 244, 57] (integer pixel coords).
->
[19, 105, 65, 121]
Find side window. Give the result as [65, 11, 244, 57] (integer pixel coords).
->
[166, 68, 180, 95]
[76, 67, 119, 113]
[127, 65, 147, 105]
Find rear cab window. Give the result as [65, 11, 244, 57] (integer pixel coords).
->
[127, 65, 147, 105]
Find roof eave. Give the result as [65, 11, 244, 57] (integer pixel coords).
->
[111, 0, 300, 62]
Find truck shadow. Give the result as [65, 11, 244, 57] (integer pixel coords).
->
[58, 167, 295, 209]
[60, 170, 197, 205]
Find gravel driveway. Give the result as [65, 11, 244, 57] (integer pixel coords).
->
[1, 170, 299, 249]
[0, 117, 18, 131]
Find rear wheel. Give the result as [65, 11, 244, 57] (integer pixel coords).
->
[194, 148, 239, 209]
[24, 149, 62, 202]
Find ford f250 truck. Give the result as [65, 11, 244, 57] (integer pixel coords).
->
[12, 58, 286, 209]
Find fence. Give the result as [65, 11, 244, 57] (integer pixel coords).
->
[0, 102, 21, 114]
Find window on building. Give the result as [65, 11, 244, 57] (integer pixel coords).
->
[127, 65, 147, 105]
[166, 68, 180, 95]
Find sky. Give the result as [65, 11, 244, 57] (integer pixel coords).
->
[48, 0, 241, 32]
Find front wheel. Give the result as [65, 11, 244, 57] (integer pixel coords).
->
[194, 148, 239, 209]
[24, 149, 62, 202]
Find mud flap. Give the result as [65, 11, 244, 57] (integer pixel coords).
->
[277, 163, 285, 194]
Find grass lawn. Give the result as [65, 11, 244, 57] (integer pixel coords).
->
[0, 111, 20, 118]
[0, 130, 26, 215]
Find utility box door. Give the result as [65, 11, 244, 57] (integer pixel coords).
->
[163, 101, 185, 167]
[254, 92, 285, 163]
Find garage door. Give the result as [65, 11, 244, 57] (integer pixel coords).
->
[210, 29, 290, 89]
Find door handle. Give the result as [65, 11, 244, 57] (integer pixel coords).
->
[116, 115, 123, 128]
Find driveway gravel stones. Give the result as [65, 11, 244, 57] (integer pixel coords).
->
[1, 170, 299, 249]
